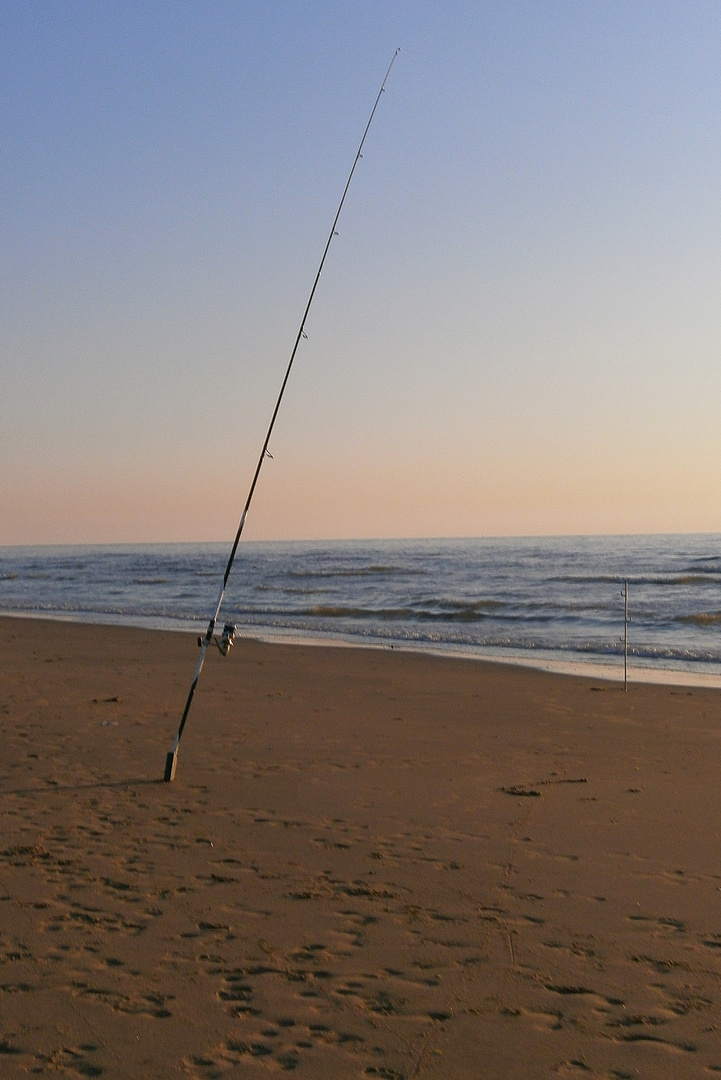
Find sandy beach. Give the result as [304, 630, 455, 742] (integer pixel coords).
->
[2, 615, 721, 1078]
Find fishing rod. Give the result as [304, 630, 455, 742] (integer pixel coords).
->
[164, 49, 400, 782]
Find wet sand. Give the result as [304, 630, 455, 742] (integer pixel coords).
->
[2, 615, 721, 1078]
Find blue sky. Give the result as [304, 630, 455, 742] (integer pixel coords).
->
[3, 2, 721, 542]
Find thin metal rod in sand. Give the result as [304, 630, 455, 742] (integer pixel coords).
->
[164, 50, 400, 781]
[623, 579, 629, 691]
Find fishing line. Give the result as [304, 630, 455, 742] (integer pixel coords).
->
[164, 49, 400, 781]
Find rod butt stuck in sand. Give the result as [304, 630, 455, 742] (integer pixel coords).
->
[163, 50, 400, 781]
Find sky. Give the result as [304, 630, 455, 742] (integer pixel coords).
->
[3, 1, 721, 544]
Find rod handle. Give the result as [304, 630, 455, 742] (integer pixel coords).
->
[164, 751, 177, 782]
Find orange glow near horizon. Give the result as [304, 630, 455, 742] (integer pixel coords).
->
[4, 439, 721, 546]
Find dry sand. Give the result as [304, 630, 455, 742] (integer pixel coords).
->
[2, 616, 721, 1078]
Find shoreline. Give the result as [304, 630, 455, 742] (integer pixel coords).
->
[4, 607, 721, 689]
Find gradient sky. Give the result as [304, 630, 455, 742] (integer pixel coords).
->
[3, 1, 721, 544]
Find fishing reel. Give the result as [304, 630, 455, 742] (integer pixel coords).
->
[198, 622, 237, 656]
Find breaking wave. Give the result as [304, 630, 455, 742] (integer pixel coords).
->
[678, 612, 721, 627]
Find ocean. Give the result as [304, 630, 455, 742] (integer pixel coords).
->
[1, 535, 721, 682]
